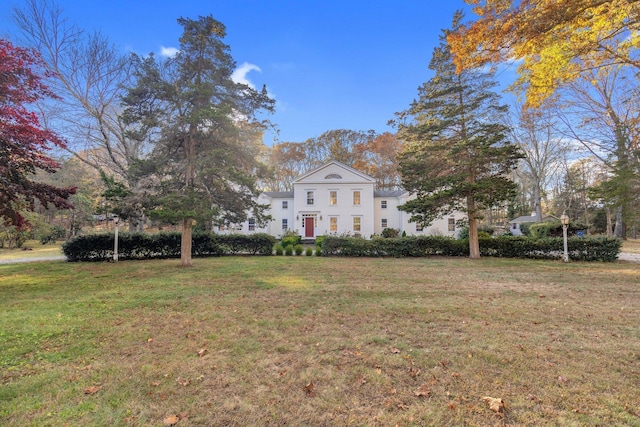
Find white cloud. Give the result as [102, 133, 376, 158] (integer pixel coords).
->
[231, 62, 262, 89]
[160, 46, 179, 58]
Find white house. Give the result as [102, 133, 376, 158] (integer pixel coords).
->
[508, 213, 554, 236]
[218, 161, 464, 239]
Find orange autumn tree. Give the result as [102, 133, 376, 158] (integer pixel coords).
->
[448, 0, 640, 106]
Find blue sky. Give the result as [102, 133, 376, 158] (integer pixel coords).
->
[0, 1, 489, 145]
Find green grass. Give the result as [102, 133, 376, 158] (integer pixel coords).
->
[0, 240, 63, 260]
[1, 256, 639, 426]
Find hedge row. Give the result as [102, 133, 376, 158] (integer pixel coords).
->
[62, 232, 276, 262]
[321, 235, 621, 262]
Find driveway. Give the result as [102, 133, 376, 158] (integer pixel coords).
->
[0, 255, 66, 264]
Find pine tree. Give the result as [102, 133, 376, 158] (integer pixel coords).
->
[396, 13, 522, 258]
[122, 16, 274, 266]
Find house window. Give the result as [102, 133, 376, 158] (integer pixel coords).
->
[381, 218, 388, 228]
[353, 217, 361, 232]
[282, 219, 288, 231]
[381, 200, 387, 209]
[248, 218, 256, 231]
[353, 191, 361, 206]
[448, 218, 455, 232]
[416, 222, 423, 232]
[306, 191, 314, 205]
[330, 217, 338, 232]
[329, 190, 337, 205]
[282, 201, 288, 209]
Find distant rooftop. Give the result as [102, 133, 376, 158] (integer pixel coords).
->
[374, 189, 405, 198]
[263, 191, 294, 198]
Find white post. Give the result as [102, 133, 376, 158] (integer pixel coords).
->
[114, 217, 119, 262]
[560, 212, 569, 263]
[562, 224, 568, 262]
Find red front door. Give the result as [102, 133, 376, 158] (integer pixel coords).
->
[304, 217, 315, 238]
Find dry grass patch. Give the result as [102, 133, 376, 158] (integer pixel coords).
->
[622, 238, 640, 254]
[1, 257, 639, 426]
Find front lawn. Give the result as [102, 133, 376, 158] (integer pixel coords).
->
[1, 257, 638, 426]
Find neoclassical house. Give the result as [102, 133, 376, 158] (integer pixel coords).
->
[217, 161, 464, 239]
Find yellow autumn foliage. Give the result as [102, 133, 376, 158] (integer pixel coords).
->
[449, 0, 640, 106]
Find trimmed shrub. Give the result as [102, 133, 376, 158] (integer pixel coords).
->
[281, 231, 302, 248]
[284, 245, 293, 256]
[319, 235, 620, 261]
[381, 228, 400, 238]
[62, 232, 276, 262]
[294, 244, 303, 255]
[274, 244, 284, 255]
[305, 247, 313, 256]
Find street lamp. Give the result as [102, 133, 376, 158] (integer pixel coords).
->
[113, 216, 119, 262]
[560, 212, 569, 263]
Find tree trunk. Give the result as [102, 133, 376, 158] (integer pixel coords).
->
[467, 197, 480, 259]
[533, 184, 543, 223]
[468, 216, 480, 259]
[614, 206, 625, 239]
[180, 218, 193, 267]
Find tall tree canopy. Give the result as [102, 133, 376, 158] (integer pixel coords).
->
[265, 130, 403, 191]
[449, 0, 640, 106]
[122, 16, 274, 266]
[0, 39, 75, 227]
[396, 13, 522, 258]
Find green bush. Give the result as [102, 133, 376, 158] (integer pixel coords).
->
[62, 232, 276, 262]
[381, 228, 400, 238]
[319, 235, 620, 261]
[274, 244, 284, 255]
[294, 244, 303, 255]
[305, 247, 313, 256]
[40, 225, 66, 244]
[284, 245, 293, 256]
[280, 230, 301, 248]
[457, 225, 494, 240]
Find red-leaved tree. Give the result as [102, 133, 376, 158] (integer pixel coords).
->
[0, 39, 75, 228]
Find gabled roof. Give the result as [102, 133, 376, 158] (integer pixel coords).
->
[374, 189, 406, 198]
[263, 191, 294, 198]
[510, 214, 554, 224]
[292, 160, 376, 184]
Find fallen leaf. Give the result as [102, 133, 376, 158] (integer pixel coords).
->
[558, 375, 568, 384]
[391, 347, 401, 354]
[451, 372, 461, 378]
[84, 385, 102, 395]
[163, 415, 180, 425]
[303, 381, 316, 397]
[197, 348, 208, 357]
[482, 396, 506, 415]
[176, 377, 190, 387]
[413, 384, 431, 397]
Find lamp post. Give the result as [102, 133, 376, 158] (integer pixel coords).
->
[560, 212, 569, 263]
[113, 216, 119, 262]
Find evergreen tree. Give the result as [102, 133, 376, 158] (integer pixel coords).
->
[122, 16, 274, 266]
[395, 13, 522, 258]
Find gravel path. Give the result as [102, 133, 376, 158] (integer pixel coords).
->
[0, 255, 66, 264]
